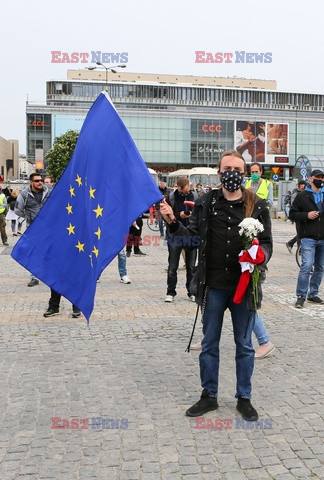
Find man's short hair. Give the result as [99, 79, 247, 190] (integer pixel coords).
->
[298, 180, 307, 187]
[177, 176, 189, 188]
[250, 162, 263, 174]
[30, 172, 42, 181]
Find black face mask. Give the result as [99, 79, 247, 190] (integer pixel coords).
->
[313, 179, 324, 189]
[220, 170, 244, 192]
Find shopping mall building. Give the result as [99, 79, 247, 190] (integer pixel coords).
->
[26, 70, 324, 179]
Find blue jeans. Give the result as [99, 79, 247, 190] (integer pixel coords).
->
[158, 211, 164, 236]
[200, 288, 255, 399]
[253, 313, 269, 346]
[296, 238, 324, 298]
[166, 244, 197, 296]
[118, 248, 127, 278]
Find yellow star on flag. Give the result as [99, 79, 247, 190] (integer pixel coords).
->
[66, 203, 73, 214]
[94, 227, 101, 240]
[67, 223, 76, 235]
[69, 186, 75, 197]
[75, 241, 85, 252]
[89, 186, 96, 198]
[76, 174, 83, 186]
[92, 246, 99, 258]
[93, 204, 103, 218]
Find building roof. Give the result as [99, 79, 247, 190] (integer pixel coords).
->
[67, 70, 277, 91]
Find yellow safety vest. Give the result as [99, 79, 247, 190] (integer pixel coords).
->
[245, 179, 271, 201]
[0, 193, 6, 214]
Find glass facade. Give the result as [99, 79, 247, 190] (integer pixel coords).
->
[25, 78, 324, 178]
[26, 114, 52, 164]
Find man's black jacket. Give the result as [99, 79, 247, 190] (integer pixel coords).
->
[168, 188, 272, 309]
[289, 189, 324, 240]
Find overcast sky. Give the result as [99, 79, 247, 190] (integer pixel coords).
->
[1, 0, 323, 154]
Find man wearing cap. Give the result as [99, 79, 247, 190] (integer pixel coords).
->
[289, 169, 324, 308]
[286, 180, 307, 253]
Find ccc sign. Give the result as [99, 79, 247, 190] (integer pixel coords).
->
[201, 124, 222, 133]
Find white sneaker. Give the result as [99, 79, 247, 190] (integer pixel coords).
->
[165, 295, 174, 303]
[120, 275, 131, 284]
[188, 295, 195, 302]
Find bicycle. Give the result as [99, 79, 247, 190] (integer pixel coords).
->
[295, 242, 314, 274]
[295, 243, 302, 268]
[147, 205, 160, 232]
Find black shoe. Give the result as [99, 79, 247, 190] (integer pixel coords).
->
[72, 310, 81, 318]
[295, 297, 305, 308]
[43, 309, 59, 318]
[126, 251, 131, 257]
[185, 390, 218, 417]
[285, 242, 293, 253]
[28, 279, 39, 287]
[307, 296, 324, 304]
[236, 398, 258, 421]
[134, 250, 147, 256]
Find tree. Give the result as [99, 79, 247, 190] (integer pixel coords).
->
[45, 130, 79, 181]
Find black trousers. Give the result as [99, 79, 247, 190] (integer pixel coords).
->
[126, 217, 143, 253]
[48, 288, 79, 312]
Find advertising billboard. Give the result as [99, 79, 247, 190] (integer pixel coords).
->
[235, 121, 289, 164]
[235, 121, 266, 163]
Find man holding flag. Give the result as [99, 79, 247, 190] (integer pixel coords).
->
[12, 92, 162, 321]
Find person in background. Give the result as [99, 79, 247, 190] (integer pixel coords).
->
[5, 189, 23, 236]
[0, 186, 9, 246]
[126, 218, 147, 257]
[164, 177, 198, 303]
[245, 162, 273, 208]
[286, 180, 307, 253]
[156, 181, 169, 237]
[15, 174, 51, 286]
[284, 190, 292, 222]
[289, 169, 324, 308]
[118, 247, 131, 284]
[44, 176, 55, 191]
[195, 183, 205, 198]
[245, 162, 275, 359]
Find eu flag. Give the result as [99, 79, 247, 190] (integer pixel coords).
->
[11, 93, 162, 321]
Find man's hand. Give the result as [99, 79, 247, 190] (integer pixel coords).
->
[160, 200, 175, 222]
[180, 211, 191, 219]
[308, 210, 320, 220]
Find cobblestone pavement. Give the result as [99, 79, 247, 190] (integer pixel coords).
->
[0, 218, 323, 480]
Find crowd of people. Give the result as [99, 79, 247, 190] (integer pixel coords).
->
[1, 154, 323, 421]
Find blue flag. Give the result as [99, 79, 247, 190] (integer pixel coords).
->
[12, 93, 162, 321]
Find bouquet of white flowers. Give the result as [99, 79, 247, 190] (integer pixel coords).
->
[233, 218, 265, 310]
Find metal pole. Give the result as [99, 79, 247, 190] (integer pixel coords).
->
[295, 109, 298, 162]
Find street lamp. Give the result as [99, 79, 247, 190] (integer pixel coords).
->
[287, 103, 310, 162]
[87, 63, 126, 91]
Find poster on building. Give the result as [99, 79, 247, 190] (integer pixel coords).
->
[191, 119, 234, 165]
[265, 123, 289, 163]
[235, 121, 266, 163]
